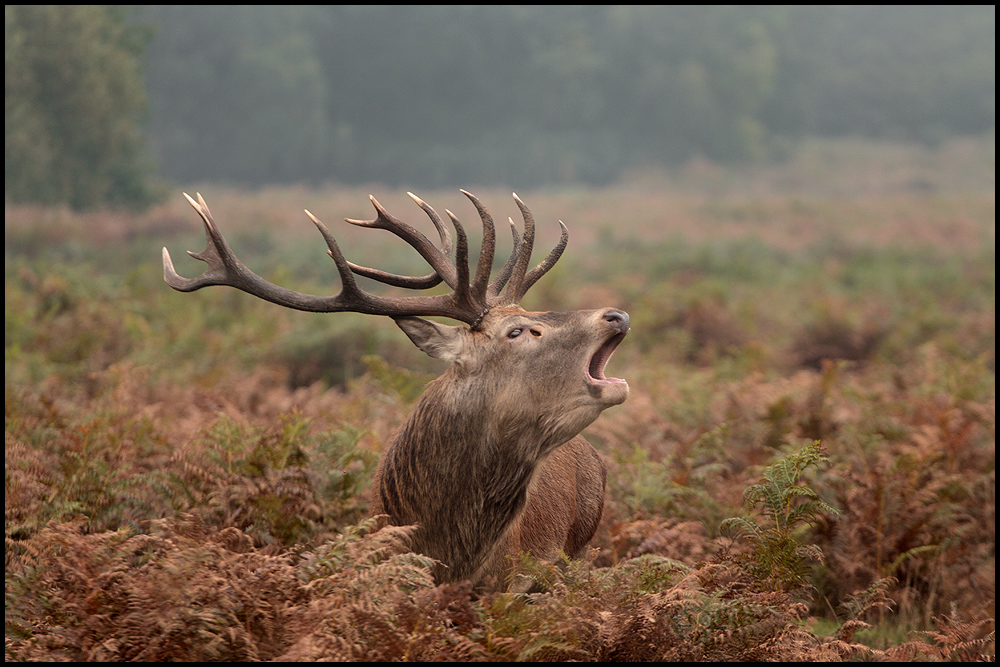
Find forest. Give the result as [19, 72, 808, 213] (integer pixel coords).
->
[4, 4, 996, 662]
[6, 6, 996, 206]
[140, 5, 998, 188]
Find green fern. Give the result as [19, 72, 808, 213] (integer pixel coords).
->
[721, 440, 840, 591]
[834, 575, 898, 643]
[614, 423, 729, 528]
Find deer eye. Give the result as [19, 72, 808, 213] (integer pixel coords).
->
[508, 328, 523, 339]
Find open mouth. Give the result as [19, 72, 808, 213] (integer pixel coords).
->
[587, 332, 627, 385]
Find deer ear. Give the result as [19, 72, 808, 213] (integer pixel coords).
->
[393, 316, 471, 364]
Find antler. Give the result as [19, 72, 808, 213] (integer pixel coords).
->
[162, 191, 567, 327]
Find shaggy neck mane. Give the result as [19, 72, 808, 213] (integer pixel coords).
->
[376, 377, 546, 582]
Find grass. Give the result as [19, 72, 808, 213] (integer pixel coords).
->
[5, 137, 995, 660]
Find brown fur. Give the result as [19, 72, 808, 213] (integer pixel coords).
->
[162, 192, 629, 590]
[370, 305, 628, 587]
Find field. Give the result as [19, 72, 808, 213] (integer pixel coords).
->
[5, 138, 995, 660]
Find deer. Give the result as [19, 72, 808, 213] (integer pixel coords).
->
[162, 190, 629, 588]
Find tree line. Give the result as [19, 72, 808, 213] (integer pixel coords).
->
[6, 6, 995, 209]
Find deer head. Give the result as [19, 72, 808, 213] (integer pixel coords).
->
[163, 191, 628, 586]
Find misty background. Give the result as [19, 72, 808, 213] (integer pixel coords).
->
[5, 5, 996, 210]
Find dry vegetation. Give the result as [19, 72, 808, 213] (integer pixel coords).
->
[5, 139, 995, 660]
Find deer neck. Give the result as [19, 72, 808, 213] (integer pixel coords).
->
[380, 374, 558, 582]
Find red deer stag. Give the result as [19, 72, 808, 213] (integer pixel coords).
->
[163, 191, 629, 588]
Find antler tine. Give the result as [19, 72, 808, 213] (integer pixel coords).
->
[459, 190, 497, 303]
[162, 191, 567, 325]
[518, 220, 568, 300]
[164, 193, 489, 323]
[304, 207, 492, 322]
[303, 209, 364, 293]
[163, 192, 255, 292]
[500, 193, 536, 303]
[497, 194, 568, 305]
[306, 208, 485, 321]
[345, 195, 458, 289]
[487, 219, 521, 300]
[162, 194, 209, 291]
[444, 209, 474, 311]
[407, 192, 453, 257]
[164, 193, 349, 311]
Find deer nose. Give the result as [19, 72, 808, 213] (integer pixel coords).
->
[603, 309, 630, 332]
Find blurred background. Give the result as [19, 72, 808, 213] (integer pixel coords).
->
[5, 5, 995, 208]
